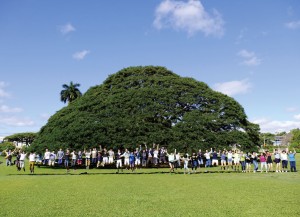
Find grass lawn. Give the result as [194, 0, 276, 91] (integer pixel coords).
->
[1, 156, 300, 217]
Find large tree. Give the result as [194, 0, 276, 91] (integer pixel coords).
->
[60, 81, 82, 104]
[32, 66, 260, 153]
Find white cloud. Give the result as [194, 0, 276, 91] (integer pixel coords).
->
[286, 107, 298, 112]
[0, 81, 10, 98]
[0, 116, 34, 127]
[237, 49, 261, 66]
[235, 28, 247, 44]
[294, 114, 300, 120]
[252, 118, 300, 133]
[213, 79, 252, 96]
[60, 23, 76, 34]
[0, 105, 22, 113]
[285, 20, 300, 29]
[153, 0, 224, 37]
[72, 50, 90, 60]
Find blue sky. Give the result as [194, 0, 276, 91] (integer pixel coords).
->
[0, 0, 300, 138]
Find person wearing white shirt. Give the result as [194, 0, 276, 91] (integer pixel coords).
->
[29, 152, 36, 174]
[19, 151, 27, 172]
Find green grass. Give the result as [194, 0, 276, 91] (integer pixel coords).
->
[1, 157, 300, 217]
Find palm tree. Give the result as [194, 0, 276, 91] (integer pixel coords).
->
[60, 81, 82, 104]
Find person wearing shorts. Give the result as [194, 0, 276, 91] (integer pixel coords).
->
[220, 151, 227, 170]
[266, 151, 273, 172]
[84, 149, 91, 169]
[49, 151, 56, 167]
[108, 149, 115, 164]
[280, 150, 288, 172]
[102, 150, 109, 165]
[233, 150, 240, 171]
[77, 151, 83, 166]
[96, 151, 103, 167]
[166, 149, 176, 173]
[260, 153, 268, 173]
[273, 149, 281, 172]
[29, 152, 36, 174]
[211, 150, 219, 166]
[227, 150, 233, 170]
[245, 152, 252, 173]
[123, 149, 130, 169]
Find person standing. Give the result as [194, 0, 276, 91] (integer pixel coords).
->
[227, 150, 233, 170]
[288, 148, 297, 172]
[108, 148, 115, 164]
[4, 149, 15, 166]
[64, 149, 70, 172]
[220, 150, 227, 170]
[191, 152, 198, 173]
[91, 148, 98, 166]
[233, 150, 240, 172]
[57, 148, 64, 166]
[19, 151, 27, 172]
[240, 151, 246, 173]
[260, 152, 268, 173]
[274, 149, 281, 172]
[44, 149, 50, 166]
[49, 151, 56, 167]
[181, 154, 190, 175]
[129, 151, 135, 172]
[280, 150, 288, 172]
[204, 149, 212, 168]
[71, 150, 77, 170]
[115, 149, 123, 173]
[266, 151, 273, 172]
[252, 152, 258, 173]
[166, 149, 176, 173]
[29, 151, 36, 174]
[84, 149, 91, 169]
[141, 149, 147, 168]
[245, 152, 252, 173]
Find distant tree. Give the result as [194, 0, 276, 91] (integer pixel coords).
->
[60, 81, 82, 104]
[4, 132, 37, 146]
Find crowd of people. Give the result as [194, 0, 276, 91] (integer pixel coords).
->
[2, 144, 297, 174]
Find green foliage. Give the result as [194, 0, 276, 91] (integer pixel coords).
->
[0, 141, 15, 155]
[60, 81, 82, 104]
[4, 132, 37, 145]
[32, 66, 260, 153]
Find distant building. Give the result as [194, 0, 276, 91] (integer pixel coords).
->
[273, 134, 292, 146]
[0, 137, 4, 143]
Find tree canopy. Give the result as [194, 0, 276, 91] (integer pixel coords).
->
[60, 81, 82, 104]
[4, 132, 37, 146]
[32, 66, 260, 153]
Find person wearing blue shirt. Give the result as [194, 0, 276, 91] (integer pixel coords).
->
[288, 149, 297, 172]
[129, 151, 135, 172]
